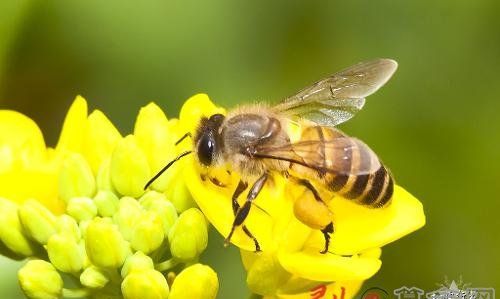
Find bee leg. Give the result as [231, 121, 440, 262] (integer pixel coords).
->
[242, 226, 260, 252]
[231, 180, 248, 214]
[225, 173, 268, 251]
[320, 222, 334, 254]
[293, 178, 322, 202]
[230, 180, 261, 252]
[290, 176, 334, 254]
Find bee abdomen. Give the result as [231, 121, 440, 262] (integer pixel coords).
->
[325, 134, 393, 208]
[298, 126, 394, 207]
[358, 166, 393, 207]
[327, 166, 393, 208]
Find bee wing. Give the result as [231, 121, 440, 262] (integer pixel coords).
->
[273, 59, 398, 127]
[255, 137, 381, 176]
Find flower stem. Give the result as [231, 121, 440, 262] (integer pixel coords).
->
[155, 258, 180, 272]
[62, 287, 91, 298]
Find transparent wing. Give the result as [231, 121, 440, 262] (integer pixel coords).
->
[255, 137, 381, 176]
[273, 58, 398, 127]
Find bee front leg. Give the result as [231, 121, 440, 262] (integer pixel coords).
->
[231, 180, 261, 252]
[224, 173, 268, 251]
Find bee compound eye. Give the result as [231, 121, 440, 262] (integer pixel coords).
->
[197, 133, 215, 166]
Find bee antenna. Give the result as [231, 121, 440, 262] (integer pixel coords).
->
[175, 132, 192, 145]
[144, 150, 193, 190]
[251, 202, 271, 217]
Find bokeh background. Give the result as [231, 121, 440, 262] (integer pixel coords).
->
[1, 0, 499, 298]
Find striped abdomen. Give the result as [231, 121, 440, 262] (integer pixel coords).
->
[294, 126, 394, 208]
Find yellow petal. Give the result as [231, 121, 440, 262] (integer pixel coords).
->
[178, 93, 225, 134]
[0, 110, 46, 171]
[304, 185, 425, 255]
[278, 248, 381, 282]
[184, 157, 294, 251]
[55, 95, 88, 154]
[0, 168, 64, 213]
[83, 109, 122, 174]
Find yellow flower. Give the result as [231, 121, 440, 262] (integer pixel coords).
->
[177, 94, 426, 297]
[0, 96, 216, 299]
[0, 109, 62, 213]
[0, 93, 424, 299]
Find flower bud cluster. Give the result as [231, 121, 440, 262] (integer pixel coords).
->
[0, 98, 219, 299]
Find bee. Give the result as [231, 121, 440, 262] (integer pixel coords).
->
[145, 58, 398, 254]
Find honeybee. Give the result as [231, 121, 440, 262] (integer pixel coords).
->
[145, 58, 398, 254]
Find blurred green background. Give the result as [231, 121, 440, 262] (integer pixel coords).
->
[1, 0, 499, 298]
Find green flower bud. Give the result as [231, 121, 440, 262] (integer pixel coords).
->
[94, 190, 120, 217]
[85, 217, 130, 269]
[18, 260, 63, 299]
[168, 208, 208, 261]
[246, 252, 291, 295]
[83, 109, 122, 174]
[134, 103, 176, 191]
[166, 181, 196, 213]
[169, 264, 218, 299]
[130, 211, 164, 254]
[18, 199, 57, 245]
[79, 220, 90, 239]
[121, 251, 154, 278]
[66, 197, 98, 222]
[121, 269, 169, 299]
[96, 158, 117, 193]
[0, 198, 36, 256]
[79, 239, 91, 269]
[47, 232, 85, 273]
[56, 215, 80, 242]
[140, 191, 177, 236]
[59, 153, 96, 203]
[110, 135, 150, 198]
[113, 197, 143, 240]
[80, 266, 109, 289]
[0, 241, 25, 261]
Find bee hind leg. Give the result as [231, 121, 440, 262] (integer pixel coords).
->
[224, 174, 268, 252]
[289, 176, 334, 254]
[320, 222, 334, 254]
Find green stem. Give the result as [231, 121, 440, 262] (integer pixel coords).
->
[155, 258, 180, 272]
[62, 287, 91, 298]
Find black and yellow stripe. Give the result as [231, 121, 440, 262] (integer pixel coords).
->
[297, 126, 393, 208]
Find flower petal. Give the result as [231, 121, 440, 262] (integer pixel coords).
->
[184, 159, 274, 251]
[178, 93, 225, 135]
[0, 110, 64, 212]
[0, 110, 46, 170]
[0, 168, 64, 213]
[278, 248, 381, 282]
[55, 96, 88, 154]
[307, 185, 425, 255]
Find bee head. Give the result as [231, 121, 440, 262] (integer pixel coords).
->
[195, 114, 225, 166]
